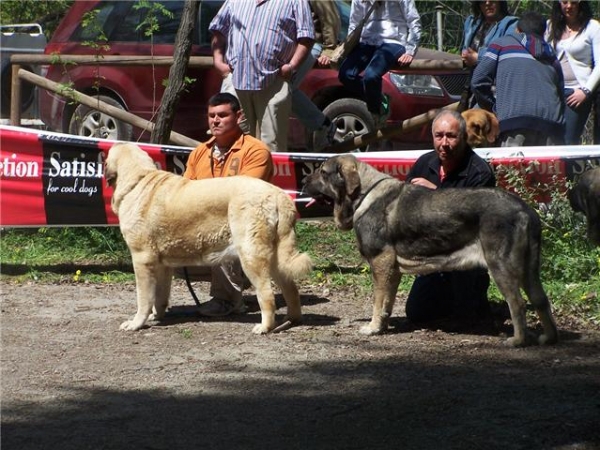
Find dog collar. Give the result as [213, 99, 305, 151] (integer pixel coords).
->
[354, 177, 393, 211]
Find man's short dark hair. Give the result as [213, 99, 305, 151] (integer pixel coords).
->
[208, 92, 241, 113]
[517, 11, 547, 37]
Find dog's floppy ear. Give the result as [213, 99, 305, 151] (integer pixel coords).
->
[485, 111, 500, 144]
[104, 145, 121, 188]
[337, 155, 361, 198]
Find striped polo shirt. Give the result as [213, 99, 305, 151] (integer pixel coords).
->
[209, 0, 314, 91]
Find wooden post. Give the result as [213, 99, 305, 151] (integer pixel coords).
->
[10, 64, 22, 126]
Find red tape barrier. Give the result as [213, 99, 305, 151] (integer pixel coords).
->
[1, 125, 599, 227]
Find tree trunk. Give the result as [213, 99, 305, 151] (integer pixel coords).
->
[151, 0, 200, 145]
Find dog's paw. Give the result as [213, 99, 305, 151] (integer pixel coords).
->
[538, 333, 558, 346]
[120, 319, 145, 331]
[504, 333, 537, 348]
[504, 336, 526, 347]
[359, 324, 384, 336]
[252, 323, 272, 335]
[148, 313, 162, 322]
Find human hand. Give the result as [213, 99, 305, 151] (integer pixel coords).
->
[566, 89, 588, 109]
[279, 63, 295, 80]
[397, 53, 414, 66]
[410, 177, 437, 190]
[461, 48, 478, 68]
[214, 61, 231, 77]
[317, 54, 331, 67]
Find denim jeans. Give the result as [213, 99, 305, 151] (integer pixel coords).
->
[564, 88, 593, 145]
[291, 43, 327, 132]
[338, 42, 405, 114]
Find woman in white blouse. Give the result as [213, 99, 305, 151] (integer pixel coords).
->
[546, 1, 600, 145]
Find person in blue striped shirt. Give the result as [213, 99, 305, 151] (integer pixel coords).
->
[209, 0, 315, 152]
[471, 11, 566, 146]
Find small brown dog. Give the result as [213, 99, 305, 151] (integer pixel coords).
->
[461, 109, 499, 148]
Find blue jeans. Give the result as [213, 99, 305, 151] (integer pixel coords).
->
[291, 43, 326, 132]
[338, 42, 405, 114]
[564, 88, 593, 145]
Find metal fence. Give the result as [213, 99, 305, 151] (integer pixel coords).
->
[419, 8, 465, 53]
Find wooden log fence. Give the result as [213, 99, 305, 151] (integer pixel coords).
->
[8, 54, 464, 148]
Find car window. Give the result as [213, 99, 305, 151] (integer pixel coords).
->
[72, 1, 200, 45]
[198, 0, 224, 46]
[74, 2, 130, 42]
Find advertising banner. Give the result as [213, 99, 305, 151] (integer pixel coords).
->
[1, 125, 599, 227]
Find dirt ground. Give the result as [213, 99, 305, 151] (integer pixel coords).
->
[2, 277, 600, 450]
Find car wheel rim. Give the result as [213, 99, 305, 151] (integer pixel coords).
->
[333, 114, 371, 152]
[80, 111, 119, 140]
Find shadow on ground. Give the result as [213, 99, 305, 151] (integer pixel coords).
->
[3, 342, 600, 450]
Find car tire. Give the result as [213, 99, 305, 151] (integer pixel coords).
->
[322, 98, 375, 152]
[68, 95, 133, 141]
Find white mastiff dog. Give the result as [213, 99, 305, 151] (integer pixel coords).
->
[104, 143, 312, 334]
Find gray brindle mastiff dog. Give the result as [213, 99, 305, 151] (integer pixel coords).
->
[568, 167, 600, 246]
[303, 154, 558, 347]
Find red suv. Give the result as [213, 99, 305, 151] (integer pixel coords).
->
[39, 0, 467, 151]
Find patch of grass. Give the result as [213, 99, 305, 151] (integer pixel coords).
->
[297, 220, 416, 297]
[2, 173, 599, 328]
[179, 328, 193, 339]
[297, 220, 371, 295]
[1, 227, 130, 264]
[1, 227, 134, 283]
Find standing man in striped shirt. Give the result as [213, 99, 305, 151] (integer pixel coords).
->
[210, 0, 315, 152]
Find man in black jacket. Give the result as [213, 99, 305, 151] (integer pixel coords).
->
[404, 109, 496, 325]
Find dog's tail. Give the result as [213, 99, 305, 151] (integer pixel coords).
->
[274, 193, 313, 280]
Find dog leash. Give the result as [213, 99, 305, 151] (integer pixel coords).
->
[182, 267, 203, 309]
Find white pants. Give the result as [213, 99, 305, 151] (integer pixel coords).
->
[223, 74, 291, 152]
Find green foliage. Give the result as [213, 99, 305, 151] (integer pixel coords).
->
[492, 163, 600, 326]
[134, 1, 174, 39]
[0, 0, 73, 39]
[80, 9, 109, 53]
[162, 76, 197, 94]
